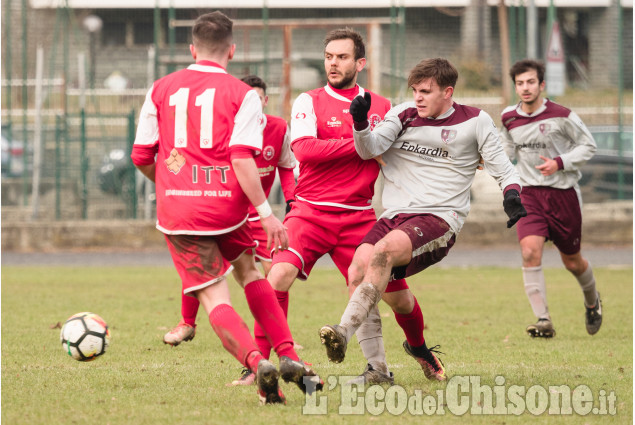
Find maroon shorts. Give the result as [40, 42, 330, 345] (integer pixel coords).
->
[272, 201, 408, 293]
[164, 224, 256, 295]
[248, 218, 272, 263]
[516, 186, 582, 255]
[361, 213, 456, 281]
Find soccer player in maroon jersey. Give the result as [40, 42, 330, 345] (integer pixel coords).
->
[500, 59, 601, 338]
[130, 12, 320, 404]
[257, 27, 419, 385]
[161, 74, 299, 387]
[320, 58, 525, 382]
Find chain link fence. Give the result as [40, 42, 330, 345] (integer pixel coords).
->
[2, 3, 632, 221]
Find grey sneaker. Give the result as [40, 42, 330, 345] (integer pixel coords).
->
[526, 318, 556, 338]
[256, 359, 285, 405]
[345, 363, 394, 386]
[279, 356, 324, 395]
[319, 324, 347, 363]
[585, 293, 603, 335]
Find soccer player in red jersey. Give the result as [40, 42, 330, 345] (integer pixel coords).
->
[162, 75, 299, 387]
[501, 59, 601, 338]
[130, 12, 320, 404]
[259, 28, 417, 385]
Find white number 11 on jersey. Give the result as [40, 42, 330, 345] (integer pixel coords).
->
[168, 88, 215, 148]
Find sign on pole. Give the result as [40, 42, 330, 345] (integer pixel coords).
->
[545, 21, 566, 96]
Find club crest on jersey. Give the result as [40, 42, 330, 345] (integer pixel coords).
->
[441, 129, 457, 144]
[539, 123, 551, 134]
[369, 114, 382, 130]
[327, 116, 342, 128]
[263, 145, 275, 161]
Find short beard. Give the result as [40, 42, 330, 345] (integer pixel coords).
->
[328, 71, 356, 89]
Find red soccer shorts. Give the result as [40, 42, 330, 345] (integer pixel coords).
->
[164, 224, 256, 296]
[516, 186, 582, 255]
[272, 201, 408, 292]
[361, 213, 456, 280]
[247, 218, 272, 263]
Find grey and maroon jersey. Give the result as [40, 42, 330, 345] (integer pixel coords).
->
[500, 98, 596, 189]
[354, 101, 520, 233]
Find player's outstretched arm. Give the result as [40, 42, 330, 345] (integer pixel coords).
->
[232, 157, 288, 252]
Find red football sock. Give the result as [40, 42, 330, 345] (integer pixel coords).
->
[394, 296, 425, 348]
[181, 293, 200, 327]
[244, 279, 298, 361]
[253, 289, 289, 359]
[208, 304, 262, 369]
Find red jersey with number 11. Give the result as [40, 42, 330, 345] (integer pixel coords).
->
[131, 60, 263, 235]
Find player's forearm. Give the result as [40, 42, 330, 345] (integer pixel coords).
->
[291, 136, 357, 163]
[232, 157, 268, 207]
[277, 167, 296, 202]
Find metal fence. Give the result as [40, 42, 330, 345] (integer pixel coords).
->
[1, 4, 632, 221]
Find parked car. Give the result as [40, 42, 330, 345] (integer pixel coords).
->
[579, 126, 633, 200]
[1, 127, 27, 177]
[98, 147, 155, 203]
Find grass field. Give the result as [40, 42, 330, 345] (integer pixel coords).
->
[2, 264, 632, 424]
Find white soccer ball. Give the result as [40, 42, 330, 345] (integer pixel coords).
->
[60, 312, 111, 361]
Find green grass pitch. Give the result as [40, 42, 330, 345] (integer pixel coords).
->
[2, 264, 632, 424]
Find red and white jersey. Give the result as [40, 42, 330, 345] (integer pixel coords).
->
[131, 60, 263, 235]
[290, 84, 391, 211]
[247, 114, 296, 220]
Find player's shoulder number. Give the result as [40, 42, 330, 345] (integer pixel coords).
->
[169, 87, 215, 149]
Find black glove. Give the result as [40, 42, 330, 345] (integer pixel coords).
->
[350, 92, 371, 123]
[503, 189, 527, 228]
[285, 199, 294, 215]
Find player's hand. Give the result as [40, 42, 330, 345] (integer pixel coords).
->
[350, 92, 371, 123]
[260, 214, 289, 253]
[476, 156, 484, 170]
[285, 199, 295, 215]
[535, 155, 558, 176]
[503, 189, 527, 228]
[373, 155, 386, 166]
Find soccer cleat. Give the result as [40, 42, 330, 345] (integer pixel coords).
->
[585, 293, 603, 335]
[319, 324, 347, 363]
[345, 363, 394, 386]
[403, 341, 447, 382]
[256, 359, 285, 405]
[229, 368, 256, 386]
[163, 320, 196, 346]
[279, 356, 324, 395]
[526, 318, 556, 338]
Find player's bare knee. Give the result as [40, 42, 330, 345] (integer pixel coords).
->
[563, 256, 586, 276]
[383, 290, 413, 314]
[521, 246, 541, 266]
[370, 241, 395, 269]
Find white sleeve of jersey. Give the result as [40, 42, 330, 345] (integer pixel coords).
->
[353, 104, 405, 159]
[277, 124, 297, 169]
[230, 89, 264, 150]
[134, 85, 159, 146]
[290, 93, 317, 142]
[477, 111, 522, 190]
[558, 111, 597, 171]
